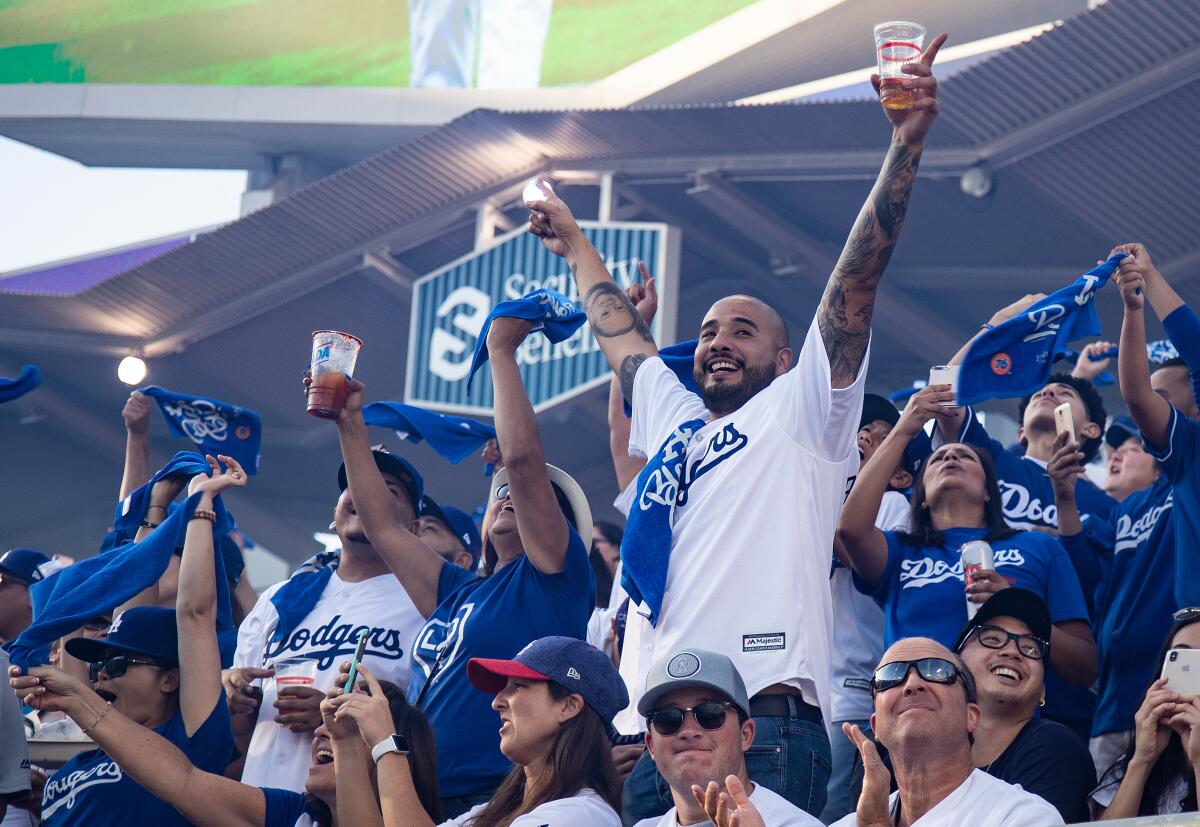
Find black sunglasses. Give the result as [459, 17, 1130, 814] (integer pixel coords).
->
[89, 654, 169, 682]
[965, 625, 1048, 660]
[871, 657, 966, 696]
[646, 701, 736, 736]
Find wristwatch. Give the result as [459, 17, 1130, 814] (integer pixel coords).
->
[370, 733, 411, 764]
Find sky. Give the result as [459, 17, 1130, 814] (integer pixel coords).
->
[0, 136, 246, 274]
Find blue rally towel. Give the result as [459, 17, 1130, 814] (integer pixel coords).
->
[622, 340, 699, 416]
[1148, 339, 1180, 364]
[465, 289, 586, 390]
[958, 255, 1125, 406]
[5, 489, 233, 671]
[0, 365, 41, 404]
[363, 402, 496, 464]
[141, 385, 262, 476]
[270, 566, 335, 644]
[620, 418, 706, 626]
[106, 452, 222, 549]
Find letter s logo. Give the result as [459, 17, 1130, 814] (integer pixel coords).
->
[429, 286, 491, 382]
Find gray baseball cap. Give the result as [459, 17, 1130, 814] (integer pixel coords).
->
[637, 648, 750, 719]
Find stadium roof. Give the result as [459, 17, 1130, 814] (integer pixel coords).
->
[2, 0, 1198, 562]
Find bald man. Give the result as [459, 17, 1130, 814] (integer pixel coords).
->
[833, 638, 1062, 826]
[531, 37, 952, 822]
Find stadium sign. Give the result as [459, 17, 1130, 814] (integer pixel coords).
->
[405, 221, 678, 415]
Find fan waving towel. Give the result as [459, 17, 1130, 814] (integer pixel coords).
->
[0, 365, 41, 404]
[620, 418, 706, 626]
[957, 254, 1125, 406]
[466, 289, 586, 390]
[141, 385, 262, 475]
[363, 402, 496, 464]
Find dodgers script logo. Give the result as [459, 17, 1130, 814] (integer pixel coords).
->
[900, 548, 1027, 589]
[164, 398, 230, 444]
[42, 760, 123, 819]
[678, 424, 749, 507]
[1114, 492, 1173, 553]
[412, 603, 475, 683]
[999, 480, 1057, 529]
[264, 614, 407, 670]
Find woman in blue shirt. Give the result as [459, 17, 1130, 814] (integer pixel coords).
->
[836, 385, 1097, 705]
[331, 316, 596, 816]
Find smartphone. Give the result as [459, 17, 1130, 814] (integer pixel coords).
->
[1054, 402, 1076, 444]
[343, 628, 370, 695]
[928, 365, 959, 407]
[1162, 649, 1200, 696]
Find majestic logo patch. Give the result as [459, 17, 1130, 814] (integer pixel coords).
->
[667, 652, 701, 678]
[743, 633, 785, 652]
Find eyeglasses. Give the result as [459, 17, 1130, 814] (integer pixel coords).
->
[493, 483, 510, 501]
[1174, 608, 1200, 623]
[871, 657, 966, 696]
[965, 625, 1048, 660]
[89, 654, 168, 682]
[646, 701, 736, 736]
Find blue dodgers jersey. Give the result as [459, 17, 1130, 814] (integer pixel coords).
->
[957, 410, 1117, 532]
[1150, 407, 1200, 608]
[407, 528, 594, 798]
[1083, 474, 1177, 737]
[41, 699, 232, 825]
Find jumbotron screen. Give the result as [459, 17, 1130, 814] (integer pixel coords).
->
[0, 0, 754, 87]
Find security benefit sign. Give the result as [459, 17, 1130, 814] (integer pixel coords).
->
[405, 221, 678, 415]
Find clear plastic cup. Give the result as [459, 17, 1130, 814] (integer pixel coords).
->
[873, 21, 926, 110]
[273, 657, 319, 688]
[307, 330, 362, 419]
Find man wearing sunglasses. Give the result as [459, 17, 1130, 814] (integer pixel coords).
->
[633, 649, 820, 827]
[831, 637, 1062, 826]
[953, 589, 1095, 823]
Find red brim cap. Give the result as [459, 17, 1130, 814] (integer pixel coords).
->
[467, 657, 550, 695]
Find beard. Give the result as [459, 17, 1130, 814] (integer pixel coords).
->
[343, 528, 370, 544]
[694, 360, 778, 417]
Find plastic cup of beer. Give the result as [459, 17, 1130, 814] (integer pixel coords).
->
[307, 330, 362, 419]
[273, 657, 319, 689]
[873, 21, 926, 110]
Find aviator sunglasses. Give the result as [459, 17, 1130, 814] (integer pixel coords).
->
[646, 701, 737, 736]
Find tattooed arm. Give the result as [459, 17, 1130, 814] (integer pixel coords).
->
[818, 32, 947, 389]
[528, 195, 659, 400]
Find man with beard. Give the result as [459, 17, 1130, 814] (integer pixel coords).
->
[528, 33, 949, 820]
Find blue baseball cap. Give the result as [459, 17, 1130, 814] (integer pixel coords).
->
[468, 636, 629, 723]
[1106, 413, 1143, 450]
[337, 444, 424, 512]
[0, 548, 56, 586]
[65, 606, 180, 667]
[420, 497, 481, 564]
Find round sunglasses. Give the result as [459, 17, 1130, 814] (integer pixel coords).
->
[870, 657, 967, 696]
[646, 701, 737, 736]
[89, 654, 170, 682]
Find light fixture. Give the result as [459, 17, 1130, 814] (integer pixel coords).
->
[117, 355, 147, 386]
[960, 164, 994, 199]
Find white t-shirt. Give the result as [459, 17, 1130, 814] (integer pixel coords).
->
[234, 571, 424, 794]
[830, 490, 910, 723]
[616, 316, 866, 733]
[444, 788, 620, 826]
[830, 769, 1063, 826]
[634, 781, 822, 827]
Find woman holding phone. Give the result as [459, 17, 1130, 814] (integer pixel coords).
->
[1092, 612, 1200, 819]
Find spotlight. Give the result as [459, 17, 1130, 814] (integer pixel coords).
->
[961, 164, 994, 199]
[117, 355, 147, 386]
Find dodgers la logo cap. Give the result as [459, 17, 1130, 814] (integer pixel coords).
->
[637, 648, 751, 719]
[65, 606, 181, 667]
[467, 636, 629, 723]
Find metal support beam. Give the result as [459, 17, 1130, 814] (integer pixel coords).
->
[0, 328, 142, 357]
[597, 172, 615, 223]
[475, 201, 516, 250]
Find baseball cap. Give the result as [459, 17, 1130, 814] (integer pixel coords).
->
[65, 606, 180, 667]
[487, 464, 592, 542]
[860, 393, 901, 431]
[420, 498, 483, 563]
[1105, 413, 1143, 451]
[952, 588, 1052, 654]
[468, 636, 629, 723]
[337, 444, 424, 512]
[637, 648, 750, 719]
[0, 548, 57, 587]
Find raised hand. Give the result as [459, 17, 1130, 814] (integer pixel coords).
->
[988, 293, 1046, 327]
[527, 188, 584, 260]
[123, 390, 152, 435]
[9, 665, 91, 715]
[845, 723, 892, 827]
[1132, 677, 1178, 767]
[895, 383, 955, 436]
[691, 775, 766, 827]
[320, 663, 361, 741]
[480, 437, 503, 468]
[626, 263, 658, 325]
[1116, 259, 1147, 311]
[1072, 340, 1117, 381]
[1165, 696, 1200, 768]
[303, 370, 365, 422]
[222, 666, 273, 716]
[485, 316, 536, 357]
[1047, 431, 1085, 499]
[326, 665, 396, 747]
[871, 32, 947, 144]
[187, 454, 248, 497]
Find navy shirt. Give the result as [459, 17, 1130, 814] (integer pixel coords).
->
[261, 787, 318, 827]
[1070, 474, 1177, 737]
[857, 526, 1089, 723]
[41, 698, 233, 825]
[984, 716, 1095, 824]
[1150, 407, 1200, 609]
[408, 528, 594, 798]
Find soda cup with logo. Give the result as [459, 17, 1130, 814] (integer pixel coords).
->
[873, 21, 926, 110]
[307, 330, 363, 419]
[961, 540, 994, 619]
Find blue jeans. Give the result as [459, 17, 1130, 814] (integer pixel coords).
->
[821, 719, 871, 824]
[621, 700, 832, 825]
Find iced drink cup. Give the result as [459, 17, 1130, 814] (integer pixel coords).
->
[874, 21, 926, 110]
[307, 330, 362, 419]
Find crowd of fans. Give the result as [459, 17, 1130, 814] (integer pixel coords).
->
[4, 31, 1200, 827]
